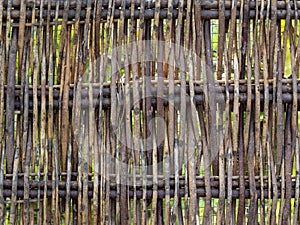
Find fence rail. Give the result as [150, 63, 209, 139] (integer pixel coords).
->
[2, 0, 300, 20]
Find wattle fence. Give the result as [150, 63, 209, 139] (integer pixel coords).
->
[1, 0, 300, 224]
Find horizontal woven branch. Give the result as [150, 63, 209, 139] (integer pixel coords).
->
[3, 9, 300, 21]
[2, 0, 300, 21]
[4, 0, 300, 10]
[0, 176, 294, 201]
[1, 187, 274, 200]
[8, 82, 300, 111]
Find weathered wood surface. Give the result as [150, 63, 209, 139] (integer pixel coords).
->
[1, 0, 300, 224]
[2, 0, 300, 21]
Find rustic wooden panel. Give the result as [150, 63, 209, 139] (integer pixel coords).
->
[0, 0, 300, 224]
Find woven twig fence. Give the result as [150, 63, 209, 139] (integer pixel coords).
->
[1, 0, 300, 224]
